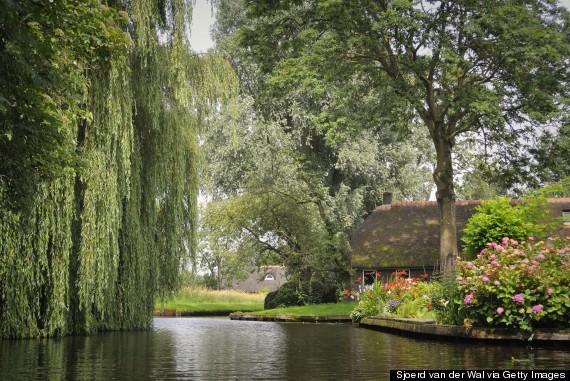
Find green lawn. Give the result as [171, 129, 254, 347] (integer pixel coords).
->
[255, 302, 355, 317]
[155, 287, 266, 313]
[155, 287, 357, 317]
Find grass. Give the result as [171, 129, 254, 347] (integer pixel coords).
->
[155, 287, 357, 317]
[255, 302, 356, 317]
[155, 287, 266, 313]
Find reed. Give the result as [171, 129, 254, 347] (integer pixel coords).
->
[156, 287, 266, 313]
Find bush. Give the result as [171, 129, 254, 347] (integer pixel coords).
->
[264, 280, 339, 309]
[462, 196, 552, 258]
[429, 273, 465, 325]
[454, 237, 570, 331]
[264, 283, 300, 309]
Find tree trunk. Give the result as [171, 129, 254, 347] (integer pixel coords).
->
[433, 134, 458, 271]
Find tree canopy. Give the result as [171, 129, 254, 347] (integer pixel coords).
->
[238, 0, 570, 268]
[0, 0, 235, 338]
[198, 0, 435, 294]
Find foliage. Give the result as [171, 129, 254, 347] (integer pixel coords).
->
[454, 237, 570, 331]
[531, 123, 570, 185]
[202, 0, 434, 295]
[198, 200, 260, 290]
[461, 196, 555, 257]
[239, 0, 570, 266]
[536, 176, 570, 198]
[0, 0, 236, 338]
[350, 272, 435, 321]
[0, 0, 130, 208]
[264, 283, 301, 309]
[263, 280, 338, 309]
[429, 273, 466, 325]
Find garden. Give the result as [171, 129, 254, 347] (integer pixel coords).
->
[349, 194, 570, 333]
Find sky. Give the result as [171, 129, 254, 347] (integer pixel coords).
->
[189, 0, 216, 53]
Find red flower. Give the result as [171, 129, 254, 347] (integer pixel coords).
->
[421, 273, 428, 278]
[357, 276, 362, 281]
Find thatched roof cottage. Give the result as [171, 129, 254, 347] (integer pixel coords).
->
[348, 192, 570, 284]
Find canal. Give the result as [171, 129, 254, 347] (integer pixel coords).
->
[1, 317, 569, 380]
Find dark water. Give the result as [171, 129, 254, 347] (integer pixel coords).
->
[1, 317, 569, 380]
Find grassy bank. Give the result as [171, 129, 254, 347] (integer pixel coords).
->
[155, 287, 357, 317]
[254, 303, 355, 317]
[155, 287, 266, 314]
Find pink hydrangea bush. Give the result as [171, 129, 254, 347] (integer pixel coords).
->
[455, 237, 570, 331]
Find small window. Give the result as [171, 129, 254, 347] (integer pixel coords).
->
[363, 270, 379, 285]
[264, 274, 275, 281]
[563, 210, 570, 226]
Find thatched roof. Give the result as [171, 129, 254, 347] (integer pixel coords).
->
[227, 266, 287, 292]
[349, 197, 570, 269]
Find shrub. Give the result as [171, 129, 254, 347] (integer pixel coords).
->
[462, 196, 552, 258]
[265, 279, 341, 309]
[264, 283, 300, 309]
[429, 273, 465, 325]
[454, 237, 570, 331]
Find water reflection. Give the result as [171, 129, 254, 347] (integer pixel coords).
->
[1, 317, 569, 380]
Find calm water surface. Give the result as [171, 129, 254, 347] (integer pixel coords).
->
[1, 317, 569, 380]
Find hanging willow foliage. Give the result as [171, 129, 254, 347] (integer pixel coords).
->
[0, 0, 236, 338]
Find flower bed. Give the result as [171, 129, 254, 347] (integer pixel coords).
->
[350, 271, 435, 321]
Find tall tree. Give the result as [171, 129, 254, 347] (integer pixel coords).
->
[239, 0, 570, 268]
[0, 0, 235, 338]
[201, 0, 434, 293]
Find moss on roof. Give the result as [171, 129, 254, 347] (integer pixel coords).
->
[349, 201, 478, 268]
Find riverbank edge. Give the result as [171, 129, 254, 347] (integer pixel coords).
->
[229, 312, 353, 323]
[359, 316, 570, 344]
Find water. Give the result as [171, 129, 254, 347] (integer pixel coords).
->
[1, 317, 569, 380]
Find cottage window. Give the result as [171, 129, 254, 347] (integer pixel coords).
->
[563, 210, 570, 226]
[363, 270, 379, 285]
[264, 274, 275, 281]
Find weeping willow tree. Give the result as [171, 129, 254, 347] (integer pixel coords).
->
[0, 0, 235, 338]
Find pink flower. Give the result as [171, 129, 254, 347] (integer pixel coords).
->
[512, 294, 524, 303]
[532, 304, 543, 313]
[493, 280, 501, 286]
[491, 260, 500, 267]
[466, 261, 475, 269]
[536, 254, 545, 260]
[528, 236, 535, 241]
[496, 307, 505, 315]
[547, 288, 554, 295]
[481, 276, 490, 282]
[464, 292, 474, 305]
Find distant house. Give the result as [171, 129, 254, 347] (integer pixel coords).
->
[226, 266, 287, 292]
[348, 192, 570, 285]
